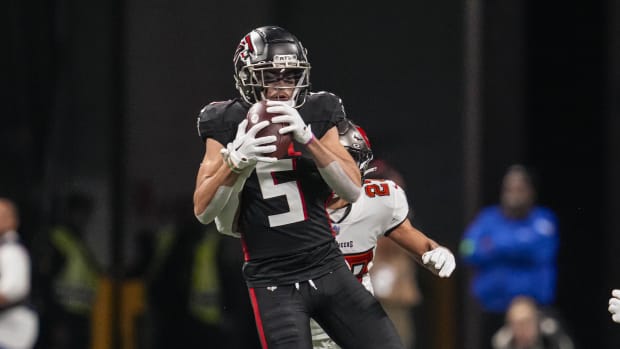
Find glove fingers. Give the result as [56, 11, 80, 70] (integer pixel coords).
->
[422, 252, 431, 264]
[439, 268, 448, 278]
[278, 126, 297, 135]
[265, 100, 287, 107]
[253, 145, 277, 154]
[252, 135, 277, 145]
[271, 115, 294, 124]
[435, 254, 447, 268]
[423, 248, 456, 278]
[246, 120, 271, 137]
[613, 289, 620, 298]
[266, 104, 293, 114]
[440, 260, 455, 277]
[256, 156, 278, 163]
[236, 119, 249, 137]
[429, 251, 440, 263]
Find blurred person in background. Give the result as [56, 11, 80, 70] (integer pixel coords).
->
[0, 198, 38, 349]
[34, 192, 101, 349]
[460, 164, 559, 349]
[307, 120, 456, 349]
[139, 198, 224, 349]
[492, 296, 573, 349]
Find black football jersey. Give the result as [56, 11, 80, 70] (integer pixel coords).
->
[197, 92, 348, 286]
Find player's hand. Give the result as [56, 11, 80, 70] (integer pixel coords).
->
[422, 246, 456, 278]
[266, 100, 313, 144]
[222, 119, 277, 172]
[609, 289, 620, 323]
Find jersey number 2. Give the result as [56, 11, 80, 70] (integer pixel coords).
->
[365, 182, 390, 197]
[256, 160, 307, 227]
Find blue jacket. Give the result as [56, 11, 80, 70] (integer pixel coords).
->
[460, 206, 559, 312]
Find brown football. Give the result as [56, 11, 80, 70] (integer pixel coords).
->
[246, 101, 293, 159]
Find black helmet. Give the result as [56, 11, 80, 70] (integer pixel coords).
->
[233, 26, 311, 107]
[337, 119, 374, 178]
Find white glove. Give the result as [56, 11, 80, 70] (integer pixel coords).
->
[609, 289, 620, 323]
[221, 119, 277, 172]
[422, 246, 456, 278]
[265, 100, 314, 144]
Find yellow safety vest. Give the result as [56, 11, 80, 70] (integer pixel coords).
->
[51, 227, 99, 315]
[189, 229, 221, 325]
[146, 226, 176, 282]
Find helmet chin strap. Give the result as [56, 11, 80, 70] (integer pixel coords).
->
[363, 166, 377, 177]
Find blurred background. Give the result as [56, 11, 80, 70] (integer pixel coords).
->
[3, 0, 620, 348]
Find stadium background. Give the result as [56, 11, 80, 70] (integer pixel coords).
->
[4, 0, 620, 348]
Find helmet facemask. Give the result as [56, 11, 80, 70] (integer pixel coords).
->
[239, 65, 310, 107]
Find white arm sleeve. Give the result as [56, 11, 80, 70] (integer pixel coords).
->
[215, 193, 241, 238]
[318, 161, 361, 203]
[213, 168, 252, 237]
[195, 186, 234, 225]
[0, 245, 30, 302]
[195, 167, 253, 225]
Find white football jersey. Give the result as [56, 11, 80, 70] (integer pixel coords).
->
[311, 179, 410, 348]
[330, 178, 410, 293]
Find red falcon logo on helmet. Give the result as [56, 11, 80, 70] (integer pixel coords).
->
[233, 35, 255, 65]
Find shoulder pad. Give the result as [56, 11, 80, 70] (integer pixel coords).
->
[196, 99, 248, 145]
[298, 91, 346, 138]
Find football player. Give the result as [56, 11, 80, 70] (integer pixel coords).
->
[194, 26, 403, 349]
[310, 120, 456, 349]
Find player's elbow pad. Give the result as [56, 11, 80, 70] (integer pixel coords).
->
[195, 186, 234, 224]
[318, 161, 361, 203]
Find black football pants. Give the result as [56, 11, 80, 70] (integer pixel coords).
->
[248, 264, 404, 349]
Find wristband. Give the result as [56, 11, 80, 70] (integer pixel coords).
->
[300, 125, 314, 145]
[224, 156, 243, 174]
[304, 133, 316, 145]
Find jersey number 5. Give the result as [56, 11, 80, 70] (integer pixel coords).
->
[256, 160, 307, 227]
